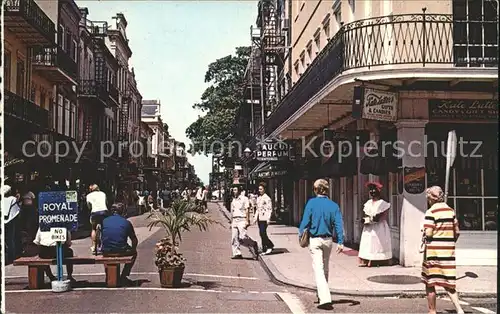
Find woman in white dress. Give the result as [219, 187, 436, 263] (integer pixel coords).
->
[358, 182, 392, 267]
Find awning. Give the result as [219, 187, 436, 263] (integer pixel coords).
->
[248, 162, 270, 177]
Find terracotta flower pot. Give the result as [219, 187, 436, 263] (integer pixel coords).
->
[159, 266, 185, 288]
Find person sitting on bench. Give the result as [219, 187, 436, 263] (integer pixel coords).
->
[33, 227, 76, 283]
[101, 203, 138, 286]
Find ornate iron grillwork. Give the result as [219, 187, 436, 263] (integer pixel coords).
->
[78, 80, 108, 102]
[4, 91, 49, 129]
[264, 12, 499, 135]
[3, 0, 56, 45]
[32, 46, 78, 80]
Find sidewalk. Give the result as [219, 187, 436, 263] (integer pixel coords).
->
[215, 202, 497, 298]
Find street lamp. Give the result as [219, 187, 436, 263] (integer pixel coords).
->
[243, 147, 252, 191]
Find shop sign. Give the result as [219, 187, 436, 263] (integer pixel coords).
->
[38, 191, 79, 232]
[256, 170, 287, 179]
[403, 167, 426, 194]
[352, 86, 398, 122]
[428, 99, 498, 120]
[256, 140, 290, 161]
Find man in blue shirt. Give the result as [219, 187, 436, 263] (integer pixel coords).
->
[101, 203, 138, 286]
[298, 179, 344, 310]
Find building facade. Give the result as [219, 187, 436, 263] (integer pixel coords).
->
[245, 0, 498, 266]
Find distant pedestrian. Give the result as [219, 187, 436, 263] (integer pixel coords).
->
[202, 186, 209, 213]
[298, 179, 344, 310]
[252, 182, 274, 255]
[230, 186, 259, 260]
[422, 186, 464, 314]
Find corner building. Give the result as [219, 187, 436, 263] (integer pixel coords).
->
[259, 0, 498, 266]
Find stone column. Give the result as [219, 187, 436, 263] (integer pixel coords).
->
[396, 119, 428, 267]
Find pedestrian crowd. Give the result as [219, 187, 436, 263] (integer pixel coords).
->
[227, 179, 465, 314]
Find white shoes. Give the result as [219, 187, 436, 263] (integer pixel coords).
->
[260, 248, 273, 255]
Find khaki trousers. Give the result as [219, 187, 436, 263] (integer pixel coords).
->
[231, 218, 256, 256]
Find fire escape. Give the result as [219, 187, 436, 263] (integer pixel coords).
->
[248, 0, 287, 137]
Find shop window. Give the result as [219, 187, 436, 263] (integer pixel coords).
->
[483, 169, 498, 196]
[389, 171, 401, 228]
[455, 167, 481, 196]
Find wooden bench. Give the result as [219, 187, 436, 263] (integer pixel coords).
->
[13, 255, 134, 289]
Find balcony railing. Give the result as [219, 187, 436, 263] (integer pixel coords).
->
[4, 91, 49, 129]
[78, 80, 108, 101]
[33, 46, 78, 81]
[3, 0, 56, 45]
[264, 13, 499, 135]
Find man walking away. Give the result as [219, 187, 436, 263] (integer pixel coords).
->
[101, 203, 138, 286]
[195, 186, 203, 206]
[230, 186, 259, 260]
[86, 184, 109, 255]
[299, 179, 344, 310]
[253, 182, 274, 255]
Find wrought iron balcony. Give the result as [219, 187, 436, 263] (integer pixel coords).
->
[4, 90, 49, 130]
[32, 46, 78, 84]
[78, 80, 108, 103]
[3, 0, 56, 46]
[264, 13, 499, 135]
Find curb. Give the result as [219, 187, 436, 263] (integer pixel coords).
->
[258, 252, 496, 299]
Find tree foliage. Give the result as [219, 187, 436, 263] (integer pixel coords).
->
[185, 46, 251, 161]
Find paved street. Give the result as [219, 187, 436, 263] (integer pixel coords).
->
[5, 203, 497, 313]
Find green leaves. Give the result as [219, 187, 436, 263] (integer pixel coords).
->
[147, 199, 222, 245]
[185, 46, 251, 161]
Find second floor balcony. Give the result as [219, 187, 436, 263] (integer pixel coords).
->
[32, 46, 78, 85]
[78, 80, 108, 105]
[3, 0, 56, 46]
[263, 12, 499, 135]
[4, 90, 49, 130]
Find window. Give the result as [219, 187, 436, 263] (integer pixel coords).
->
[294, 61, 299, 78]
[334, 8, 342, 29]
[349, 0, 355, 13]
[453, 0, 498, 67]
[72, 39, 78, 61]
[40, 89, 46, 109]
[30, 82, 36, 102]
[314, 29, 321, 54]
[64, 99, 70, 137]
[306, 42, 313, 64]
[59, 25, 65, 49]
[322, 17, 330, 40]
[57, 95, 64, 134]
[16, 59, 25, 97]
[299, 51, 305, 69]
[70, 103, 77, 139]
[66, 32, 71, 53]
[4, 50, 11, 91]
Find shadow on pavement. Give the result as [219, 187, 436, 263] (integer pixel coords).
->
[332, 299, 361, 306]
[457, 271, 478, 280]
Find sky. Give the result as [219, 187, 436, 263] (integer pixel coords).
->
[78, 0, 258, 184]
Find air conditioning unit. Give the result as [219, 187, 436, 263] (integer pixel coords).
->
[282, 18, 290, 30]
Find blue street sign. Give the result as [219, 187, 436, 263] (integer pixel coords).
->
[38, 191, 79, 232]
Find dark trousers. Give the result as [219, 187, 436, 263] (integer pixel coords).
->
[39, 245, 74, 277]
[103, 249, 137, 278]
[5, 219, 17, 263]
[258, 220, 274, 251]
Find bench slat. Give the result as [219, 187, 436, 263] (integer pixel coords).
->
[13, 255, 134, 266]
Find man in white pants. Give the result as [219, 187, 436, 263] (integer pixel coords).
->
[230, 186, 259, 260]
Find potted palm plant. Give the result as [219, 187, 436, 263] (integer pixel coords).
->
[148, 199, 220, 288]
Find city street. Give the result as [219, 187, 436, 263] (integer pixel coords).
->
[4, 203, 497, 313]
